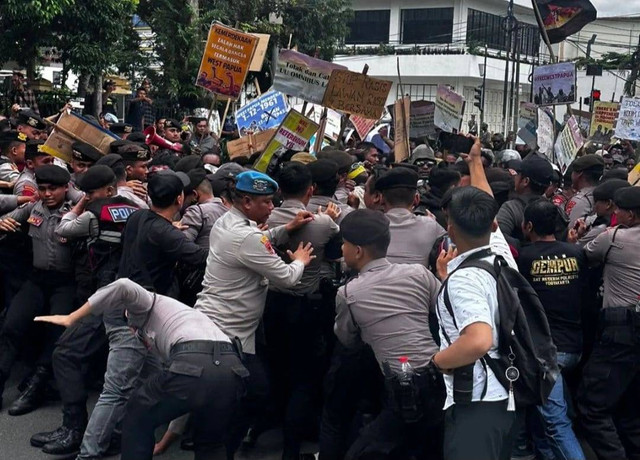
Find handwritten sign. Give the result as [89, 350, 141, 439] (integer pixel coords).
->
[236, 91, 288, 135]
[394, 97, 411, 162]
[196, 23, 257, 100]
[249, 33, 270, 72]
[554, 115, 584, 172]
[533, 62, 576, 106]
[587, 101, 619, 142]
[434, 85, 464, 133]
[322, 70, 392, 120]
[615, 97, 640, 141]
[253, 110, 319, 172]
[410, 100, 435, 138]
[351, 116, 377, 141]
[537, 107, 555, 160]
[227, 128, 277, 159]
[273, 50, 346, 104]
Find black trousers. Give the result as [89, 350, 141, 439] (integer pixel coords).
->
[121, 342, 246, 460]
[345, 367, 446, 460]
[443, 401, 516, 460]
[577, 310, 640, 460]
[0, 271, 76, 380]
[263, 290, 323, 455]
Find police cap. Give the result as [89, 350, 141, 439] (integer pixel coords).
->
[164, 119, 181, 130]
[184, 168, 208, 194]
[95, 153, 124, 170]
[308, 159, 339, 183]
[515, 154, 554, 185]
[17, 110, 46, 130]
[126, 132, 146, 143]
[116, 142, 151, 162]
[77, 165, 116, 192]
[235, 170, 278, 195]
[571, 154, 605, 172]
[71, 141, 102, 163]
[593, 179, 630, 202]
[340, 209, 390, 247]
[318, 150, 353, 172]
[148, 170, 190, 206]
[216, 162, 245, 178]
[175, 155, 204, 173]
[613, 187, 640, 210]
[25, 140, 49, 158]
[110, 123, 133, 135]
[35, 164, 70, 186]
[375, 167, 418, 191]
[109, 139, 133, 154]
[0, 130, 28, 147]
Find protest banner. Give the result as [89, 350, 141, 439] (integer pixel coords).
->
[394, 96, 411, 162]
[434, 85, 465, 133]
[236, 90, 288, 135]
[227, 128, 276, 159]
[249, 33, 270, 72]
[554, 115, 584, 172]
[537, 107, 555, 160]
[41, 111, 118, 163]
[589, 102, 619, 142]
[322, 70, 392, 120]
[615, 97, 640, 141]
[518, 102, 537, 128]
[410, 100, 435, 138]
[196, 23, 257, 100]
[516, 102, 538, 149]
[253, 110, 319, 172]
[273, 49, 346, 104]
[532, 62, 576, 106]
[298, 104, 342, 142]
[573, 109, 591, 133]
[351, 116, 377, 141]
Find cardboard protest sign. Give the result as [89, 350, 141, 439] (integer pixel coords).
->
[516, 102, 538, 149]
[351, 116, 377, 141]
[537, 107, 555, 160]
[273, 50, 346, 104]
[227, 128, 276, 159]
[253, 110, 319, 172]
[533, 62, 576, 106]
[628, 162, 640, 186]
[41, 111, 118, 163]
[394, 97, 411, 162]
[298, 104, 342, 142]
[249, 33, 270, 72]
[554, 115, 584, 172]
[236, 91, 288, 135]
[572, 109, 591, 134]
[589, 102, 618, 142]
[434, 85, 465, 133]
[196, 23, 257, 100]
[410, 101, 435, 138]
[615, 97, 640, 141]
[322, 70, 392, 120]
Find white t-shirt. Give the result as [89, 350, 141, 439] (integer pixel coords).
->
[436, 228, 514, 409]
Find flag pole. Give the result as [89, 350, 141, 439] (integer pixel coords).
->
[531, 0, 557, 62]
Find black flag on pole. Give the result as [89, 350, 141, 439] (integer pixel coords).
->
[533, 0, 597, 44]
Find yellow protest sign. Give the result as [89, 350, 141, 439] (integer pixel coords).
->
[253, 110, 319, 172]
[196, 22, 257, 100]
[589, 101, 620, 143]
[322, 70, 392, 120]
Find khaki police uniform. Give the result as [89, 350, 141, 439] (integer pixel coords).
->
[181, 198, 228, 248]
[566, 186, 595, 229]
[0, 156, 20, 183]
[386, 208, 446, 266]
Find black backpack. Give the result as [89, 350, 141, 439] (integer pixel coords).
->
[438, 248, 559, 408]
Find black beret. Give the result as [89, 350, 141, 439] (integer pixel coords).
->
[71, 141, 101, 163]
[17, 109, 46, 130]
[613, 187, 640, 210]
[308, 159, 339, 183]
[78, 165, 116, 192]
[318, 150, 353, 172]
[35, 164, 70, 186]
[164, 119, 182, 130]
[340, 209, 390, 246]
[602, 167, 628, 182]
[126, 132, 146, 143]
[116, 142, 151, 162]
[571, 154, 605, 172]
[593, 179, 630, 202]
[109, 139, 133, 154]
[0, 130, 28, 147]
[109, 123, 133, 135]
[375, 167, 418, 191]
[148, 170, 189, 204]
[175, 155, 204, 173]
[185, 168, 208, 194]
[25, 140, 48, 157]
[95, 153, 124, 170]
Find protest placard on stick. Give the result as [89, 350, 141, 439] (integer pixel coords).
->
[322, 70, 392, 120]
[613, 97, 640, 141]
[434, 85, 464, 133]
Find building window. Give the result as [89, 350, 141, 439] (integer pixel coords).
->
[396, 84, 439, 101]
[466, 9, 540, 56]
[346, 10, 391, 44]
[401, 8, 454, 44]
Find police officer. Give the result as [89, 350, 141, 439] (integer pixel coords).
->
[0, 165, 76, 415]
[109, 122, 134, 140]
[14, 140, 54, 197]
[0, 130, 27, 188]
[16, 109, 47, 140]
[96, 152, 149, 209]
[194, 170, 315, 456]
[333, 209, 445, 459]
[110, 141, 150, 208]
[566, 155, 605, 228]
[577, 187, 640, 460]
[30, 165, 141, 455]
[307, 159, 354, 224]
[69, 141, 102, 184]
[34, 278, 248, 459]
[375, 167, 446, 266]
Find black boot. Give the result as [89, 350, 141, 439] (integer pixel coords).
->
[41, 403, 87, 455]
[8, 366, 50, 416]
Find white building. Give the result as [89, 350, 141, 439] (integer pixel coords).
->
[336, 0, 640, 134]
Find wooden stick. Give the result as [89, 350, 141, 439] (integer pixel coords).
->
[255, 79, 262, 97]
[206, 94, 217, 131]
[532, 0, 556, 62]
[313, 107, 328, 153]
[220, 98, 231, 137]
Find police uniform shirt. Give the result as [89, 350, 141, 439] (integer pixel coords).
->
[180, 198, 228, 248]
[0, 195, 19, 214]
[385, 208, 446, 266]
[55, 195, 138, 240]
[334, 259, 440, 373]
[13, 168, 37, 197]
[3, 200, 74, 272]
[307, 194, 353, 224]
[117, 185, 150, 209]
[89, 278, 230, 361]
[0, 155, 20, 183]
[566, 186, 595, 229]
[267, 199, 340, 295]
[583, 225, 640, 309]
[333, 186, 349, 205]
[194, 206, 305, 354]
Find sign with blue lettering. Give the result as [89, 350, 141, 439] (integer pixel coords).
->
[107, 205, 138, 223]
[236, 90, 288, 136]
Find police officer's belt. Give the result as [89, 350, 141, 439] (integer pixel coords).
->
[171, 340, 236, 355]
